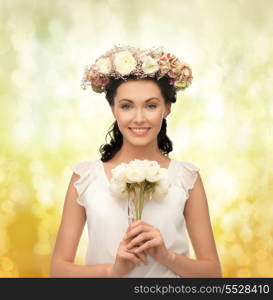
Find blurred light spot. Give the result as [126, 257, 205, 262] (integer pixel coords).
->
[240, 224, 252, 242]
[34, 244, 51, 256]
[12, 117, 35, 145]
[208, 167, 239, 200]
[238, 253, 251, 266]
[230, 245, 244, 259]
[205, 92, 225, 121]
[0, 229, 9, 255]
[221, 213, 234, 229]
[29, 160, 44, 175]
[48, 19, 65, 39]
[0, 169, 5, 184]
[1, 200, 14, 214]
[196, 122, 222, 146]
[55, 84, 71, 99]
[10, 183, 29, 204]
[173, 125, 191, 151]
[225, 232, 236, 242]
[255, 249, 267, 261]
[66, 123, 86, 141]
[0, 256, 14, 272]
[43, 125, 61, 150]
[234, 123, 252, 150]
[32, 175, 54, 205]
[31, 203, 45, 217]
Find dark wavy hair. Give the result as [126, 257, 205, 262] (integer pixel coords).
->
[99, 75, 177, 162]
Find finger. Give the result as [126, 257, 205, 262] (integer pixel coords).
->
[131, 244, 147, 265]
[126, 219, 137, 232]
[136, 251, 148, 265]
[124, 226, 132, 236]
[134, 240, 155, 254]
[127, 232, 154, 250]
[125, 225, 151, 241]
[127, 243, 148, 265]
[123, 226, 134, 240]
[128, 220, 145, 232]
[130, 220, 151, 230]
[122, 251, 141, 266]
[126, 244, 147, 265]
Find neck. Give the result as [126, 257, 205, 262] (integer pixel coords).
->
[113, 141, 167, 163]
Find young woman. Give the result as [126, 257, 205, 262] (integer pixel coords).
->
[50, 45, 222, 278]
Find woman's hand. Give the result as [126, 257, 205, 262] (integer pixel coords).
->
[109, 226, 148, 277]
[124, 220, 171, 266]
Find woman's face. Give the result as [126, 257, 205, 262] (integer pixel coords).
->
[111, 79, 171, 147]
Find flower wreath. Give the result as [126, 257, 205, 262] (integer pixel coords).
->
[81, 44, 193, 93]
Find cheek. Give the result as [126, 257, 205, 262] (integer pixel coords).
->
[149, 111, 164, 125]
[115, 112, 132, 128]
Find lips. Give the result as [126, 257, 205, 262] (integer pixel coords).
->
[129, 127, 151, 129]
[129, 127, 151, 136]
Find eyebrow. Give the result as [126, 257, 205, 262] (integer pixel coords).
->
[118, 97, 160, 103]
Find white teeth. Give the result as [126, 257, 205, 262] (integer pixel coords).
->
[131, 128, 149, 132]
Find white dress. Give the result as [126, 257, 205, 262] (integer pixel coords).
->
[70, 158, 200, 278]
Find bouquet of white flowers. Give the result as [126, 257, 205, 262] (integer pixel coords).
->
[109, 159, 169, 225]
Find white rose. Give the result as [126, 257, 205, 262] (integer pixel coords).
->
[125, 160, 147, 183]
[109, 179, 127, 199]
[145, 161, 161, 182]
[153, 178, 169, 200]
[111, 163, 127, 182]
[114, 50, 137, 75]
[95, 57, 111, 74]
[158, 167, 168, 181]
[131, 159, 149, 170]
[141, 55, 160, 74]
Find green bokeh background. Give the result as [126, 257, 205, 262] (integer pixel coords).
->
[0, 0, 272, 277]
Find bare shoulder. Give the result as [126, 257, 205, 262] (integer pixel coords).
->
[189, 171, 205, 198]
[66, 172, 87, 209]
[184, 171, 208, 221]
[70, 171, 80, 186]
[64, 172, 80, 199]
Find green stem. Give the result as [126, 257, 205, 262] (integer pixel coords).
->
[139, 182, 145, 219]
[132, 185, 138, 220]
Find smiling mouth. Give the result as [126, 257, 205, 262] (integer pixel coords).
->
[129, 127, 151, 135]
[129, 127, 151, 131]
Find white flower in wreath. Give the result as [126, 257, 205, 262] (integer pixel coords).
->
[95, 57, 111, 74]
[141, 55, 160, 74]
[114, 50, 137, 75]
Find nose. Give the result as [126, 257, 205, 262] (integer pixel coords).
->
[133, 108, 146, 124]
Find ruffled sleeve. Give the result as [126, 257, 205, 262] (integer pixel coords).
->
[70, 161, 96, 207]
[173, 161, 200, 200]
